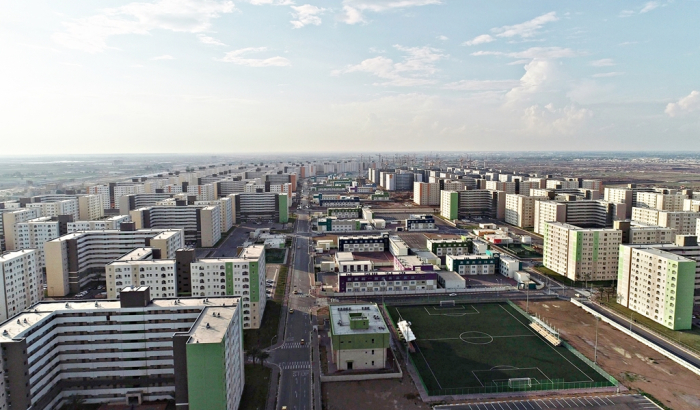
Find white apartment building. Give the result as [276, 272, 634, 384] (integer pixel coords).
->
[113, 184, 146, 206]
[631, 207, 700, 235]
[618, 244, 695, 330]
[44, 228, 184, 296]
[86, 184, 111, 210]
[534, 200, 624, 235]
[195, 197, 235, 233]
[186, 183, 217, 201]
[505, 194, 543, 228]
[106, 248, 177, 299]
[78, 194, 105, 220]
[443, 180, 467, 191]
[0, 249, 42, 322]
[67, 215, 131, 232]
[0, 290, 244, 410]
[486, 181, 517, 195]
[191, 245, 266, 329]
[426, 238, 472, 258]
[582, 179, 603, 192]
[14, 217, 60, 268]
[542, 222, 622, 281]
[546, 180, 579, 190]
[636, 191, 686, 212]
[413, 182, 440, 206]
[519, 181, 541, 196]
[2, 208, 42, 250]
[130, 205, 221, 247]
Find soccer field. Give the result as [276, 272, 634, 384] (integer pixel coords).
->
[386, 302, 616, 396]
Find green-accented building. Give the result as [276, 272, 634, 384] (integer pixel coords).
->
[329, 304, 391, 370]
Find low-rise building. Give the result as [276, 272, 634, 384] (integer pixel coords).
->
[339, 271, 438, 292]
[436, 270, 465, 289]
[329, 304, 390, 370]
[405, 214, 436, 231]
[426, 238, 472, 259]
[338, 233, 389, 252]
[446, 254, 499, 275]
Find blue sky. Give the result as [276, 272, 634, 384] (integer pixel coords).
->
[1, 0, 699, 154]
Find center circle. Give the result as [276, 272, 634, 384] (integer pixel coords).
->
[459, 331, 494, 345]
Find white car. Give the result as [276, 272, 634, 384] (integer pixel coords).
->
[448, 293, 457, 297]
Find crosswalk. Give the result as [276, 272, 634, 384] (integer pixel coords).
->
[281, 342, 308, 349]
[280, 361, 311, 370]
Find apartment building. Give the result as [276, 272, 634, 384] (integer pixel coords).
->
[0, 288, 244, 410]
[118, 193, 176, 215]
[413, 182, 440, 206]
[505, 194, 543, 228]
[195, 196, 235, 233]
[426, 238, 472, 259]
[485, 181, 516, 195]
[446, 254, 498, 275]
[618, 243, 695, 330]
[631, 208, 700, 235]
[0, 249, 42, 322]
[440, 190, 505, 220]
[106, 247, 177, 299]
[191, 245, 266, 329]
[78, 194, 105, 220]
[338, 233, 390, 252]
[230, 192, 289, 223]
[534, 200, 624, 235]
[405, 214, 435, 231]
[519, 180, 541, 196]
[13, 217, 60, 268]
[186, 183, 217, 201]
[130, 205, 221, 247]
[338, 271, 437, 292]
[603, 185, 656, 218]
[67, 215, 131, 232]
[613, 220, 675, 245]
[2, 208, 42, 250]
[542, 222, 622, 281]
[327, 207, 363, 219]
[44, 227, 184, 296]
[442, 180, 468, 191]
[86, 184, 111, 209]
[636, 191, 687, 212]
[217, 179, 247, 196]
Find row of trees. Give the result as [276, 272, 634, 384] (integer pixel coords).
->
[245, 347, 270, 366]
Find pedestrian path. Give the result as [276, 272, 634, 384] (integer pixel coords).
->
[281, 342, 308, 349]
[280, 361, 311, 370]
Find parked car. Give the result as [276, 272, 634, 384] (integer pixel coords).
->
[448, 293, 457, 297]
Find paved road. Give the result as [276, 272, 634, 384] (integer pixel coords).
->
[272, 209, 315, 410]
[434, 394, 661, 410]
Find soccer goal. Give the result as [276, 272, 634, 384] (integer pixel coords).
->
[507, 378, 533, 389]
[439, 300, 455, 307]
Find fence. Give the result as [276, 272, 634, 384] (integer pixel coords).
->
[425, 380, 617, 397]
[506, 300, 619, 387]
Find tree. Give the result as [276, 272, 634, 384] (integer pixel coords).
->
[64, 395, 86, 410]
[246, 347, 261, 364]
[257, 351, 270, 366]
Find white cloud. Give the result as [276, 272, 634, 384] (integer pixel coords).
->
[619, 10, 635, 18]
[291, 5, 325, 28]
[491, 11, 558, 39]
[218, 47, 291, 67]
[592, 72, 624, 78]
[472, 46, 577, 60]
[505, 59, 559, 104]
[197, 34, 226, 46]
[443, 79, 520, 91]
[53, 0, 235, 53]
[590, 58, 615, 67]
[151, 54, 174, 60]
[334, 44, 446, 86]
[665, 91, 700, 117]
[640, 1, 659, 13]
[436, 35, 448, 41]
[463, 34, 494, 46]
[242, 0, 294, 5]
[339, 0, 442, 24]
[521, 103, 592, 135]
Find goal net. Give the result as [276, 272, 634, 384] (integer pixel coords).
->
[507, 378, 533, 389]
[439, 300, 456, 307]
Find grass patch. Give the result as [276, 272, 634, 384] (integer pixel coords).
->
[601, 300, 700, 354]
[533, 266, 614, 288]
[238, 364, 272, 410]
[265, 248, 287, 264]
[243, 265, 289, 349]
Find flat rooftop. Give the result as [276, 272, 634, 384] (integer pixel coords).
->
[633, 247, 695, 262]
[187, 305, 238, 344]
[330, 304, 390, 336]
[0, 296, 239, 342]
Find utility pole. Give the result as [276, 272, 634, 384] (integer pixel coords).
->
[594, 316, 600, 363]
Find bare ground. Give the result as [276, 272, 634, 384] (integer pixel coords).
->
[518, 300, 700, 410]
[321, 360, 431, 410]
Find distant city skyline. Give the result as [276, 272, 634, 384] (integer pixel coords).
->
[1, 0, 699, 154]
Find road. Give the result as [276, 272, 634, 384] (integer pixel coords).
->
[271, 184, 316, 410]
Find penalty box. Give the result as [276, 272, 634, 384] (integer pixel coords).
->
[471, 367, 552, 387]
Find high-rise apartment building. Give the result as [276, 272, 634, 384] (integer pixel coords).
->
[78, 194, 105, 220]
[0, 249, 42, 322]
[130, 205, 221, 247]
[631, 208, 700, 235]
[413, 182, 440, 206]
[505, 194, 544, 228]
[230, 192, 289, 223]
[534, 200, 625, 235]
[0, 288, 244, 410]
[440, 190, 505, 220]
[542, 222, 622, 281]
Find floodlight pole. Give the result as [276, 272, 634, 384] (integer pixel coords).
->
[594, 316, 600, 364]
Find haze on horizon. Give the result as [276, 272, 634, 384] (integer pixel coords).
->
[1, 0, 699, 155]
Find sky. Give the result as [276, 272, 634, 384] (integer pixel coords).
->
[1, 0, 699, 155]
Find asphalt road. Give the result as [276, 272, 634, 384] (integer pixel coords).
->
[273, 209, 315, 410]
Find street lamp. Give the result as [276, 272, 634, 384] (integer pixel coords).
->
[594, 316, 600, 363]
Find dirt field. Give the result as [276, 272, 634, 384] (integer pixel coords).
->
[321, 361, 431, 410]
[518, 300, 700, 410]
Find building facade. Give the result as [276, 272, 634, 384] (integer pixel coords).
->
[0, 249, 42, 322]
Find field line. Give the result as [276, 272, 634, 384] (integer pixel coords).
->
[498, 304, 594, 383]
[415, 342, 443, 389]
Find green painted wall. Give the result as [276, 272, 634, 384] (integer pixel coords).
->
[331, 332, 390, 350]
[669, 260, 696, 330]
[249, 261, 260, 302]
[592, 232, 599, 261]
[278, 194, 288, 223]
[225, 262, 234, 295]
[187, 341, 227, 410]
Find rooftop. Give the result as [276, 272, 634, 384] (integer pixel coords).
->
[187, 305, 238, 344]
[329, 304, 389, 336]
